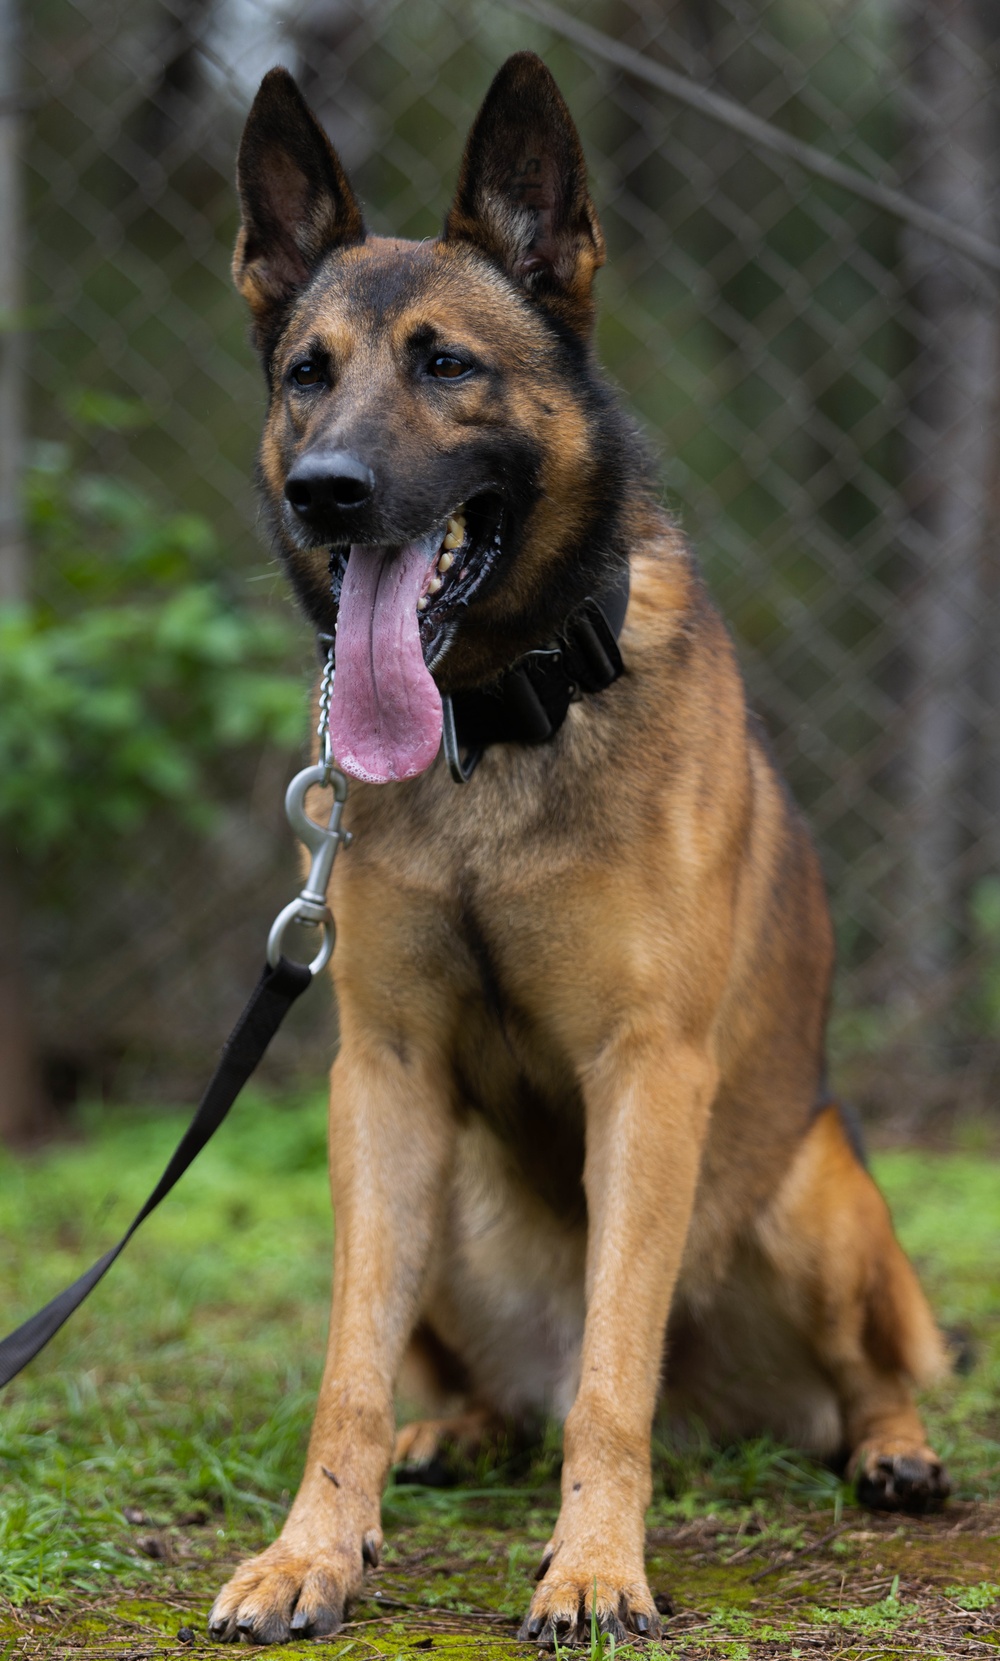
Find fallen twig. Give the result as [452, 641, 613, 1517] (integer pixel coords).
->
[750, 1522, 850, 1582]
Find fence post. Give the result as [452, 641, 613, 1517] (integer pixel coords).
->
[898, 0, 999, 1101]
[0, 0, 46, 1142]
[0, 0, 23, 602]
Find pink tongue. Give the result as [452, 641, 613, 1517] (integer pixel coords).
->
[329, 533, 443, 784]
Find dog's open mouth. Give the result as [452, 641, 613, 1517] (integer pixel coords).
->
[327, 493, 503, 786]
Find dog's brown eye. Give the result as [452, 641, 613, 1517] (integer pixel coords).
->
[291, 360, 323, 386]
[428, 355, 470, 380]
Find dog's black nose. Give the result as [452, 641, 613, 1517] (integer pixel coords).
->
[285, 449, 375, 515]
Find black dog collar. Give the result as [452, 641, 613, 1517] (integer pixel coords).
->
[441, 562, 630, 783]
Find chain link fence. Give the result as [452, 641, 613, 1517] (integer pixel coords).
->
[4, 0, 1000, 1125]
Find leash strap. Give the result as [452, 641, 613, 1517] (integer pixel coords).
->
[0, 956, 312, 1388]
[0, 651, 350, 1391]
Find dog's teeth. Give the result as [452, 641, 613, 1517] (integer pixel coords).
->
[427, 575, 443, 594]
[442, 514, 465, 551]
[438, 550, 455, 573]
[417, 595, 429, 611]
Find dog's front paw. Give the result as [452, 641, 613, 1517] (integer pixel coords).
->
[852, 1444, 951, 1513]
[208, 1527, 382, 1644]
[519, 1551, 660, 1649]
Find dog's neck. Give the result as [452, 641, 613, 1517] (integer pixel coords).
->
[441, 562, 630, 782]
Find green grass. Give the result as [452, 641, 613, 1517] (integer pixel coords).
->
[872, 1146, 1000, 1496]
[1, 1096, 331, 1602]
[0, 1099, 998, 1657]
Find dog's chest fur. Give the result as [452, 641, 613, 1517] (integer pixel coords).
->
[333, 729, 607, 1201]
[450, 889, 588, 1213]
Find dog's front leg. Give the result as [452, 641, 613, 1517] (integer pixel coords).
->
[209, 1035, 453, 1643]
[522, 1036, 716, 1647]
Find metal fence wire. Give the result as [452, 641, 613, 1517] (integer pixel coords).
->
[5, 0, 1000, 1123]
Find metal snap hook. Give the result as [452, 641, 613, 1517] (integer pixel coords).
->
[266, 898, 335, 977]
[267, 648, 351, 978]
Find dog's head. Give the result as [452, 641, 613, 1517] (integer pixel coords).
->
[234, 53, 642, 783]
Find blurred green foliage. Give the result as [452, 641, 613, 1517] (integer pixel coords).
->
[968, 878, 1000, 1041]
[0, 437, 302, 860]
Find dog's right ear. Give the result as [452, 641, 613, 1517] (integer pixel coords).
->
[233, 68, 365, 349]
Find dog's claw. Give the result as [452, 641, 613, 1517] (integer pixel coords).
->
[207, 1599, 242, 1645]
[236, 1616, 278, 1646]
[521, 1578, 656, 1650]
[308, 1608, 343, 1638]
[535, 1550, 553, 1582]
[284, 1598, 343, 1639]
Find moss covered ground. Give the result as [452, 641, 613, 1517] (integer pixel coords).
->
[1, 1098, 998, 1657]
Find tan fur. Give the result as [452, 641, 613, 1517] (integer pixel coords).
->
[210, 537, 950, 1644]
[210, 59, 951, 1649]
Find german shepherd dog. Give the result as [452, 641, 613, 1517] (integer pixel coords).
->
[210, 53, 950, 1647]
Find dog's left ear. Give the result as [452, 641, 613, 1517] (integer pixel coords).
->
[444, 53, 605, 337]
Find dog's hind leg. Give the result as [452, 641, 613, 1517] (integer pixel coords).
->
[394, 1121, 587, 1478]
[394, 1403, 501, 1476]
[755, 1103, 951, 1510]
[394, 1324, 504, 1480]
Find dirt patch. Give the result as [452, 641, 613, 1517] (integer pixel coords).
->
[4, 1501, 998, 1659]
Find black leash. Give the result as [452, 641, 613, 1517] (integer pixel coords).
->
[0, 656, 350, 1391]
[0, 958, 312, 1388]
[0, 570, 631, 1387]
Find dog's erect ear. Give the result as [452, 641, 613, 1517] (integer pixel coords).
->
[234, 68, 365, 346]
[443, 53, 604, 336]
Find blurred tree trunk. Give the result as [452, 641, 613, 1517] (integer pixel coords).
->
[972, 0, 1000, 900]
[289, 0, 379, 177]
[140, 0, 219, 154]
[0, 0, 23, 606]
[0, 865, 47, 1143]
[898, 0, 999, 1070]
[0, 0, 47, 1143]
